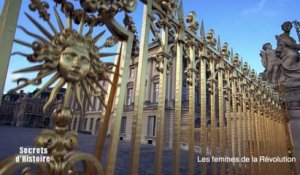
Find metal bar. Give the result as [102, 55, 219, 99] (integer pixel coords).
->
[251, 94, 258, 175]
[128, 1, 152, 174]
[154, 58, 167, 175]
[200, 55, 207, 175]
[242, 83, 248, 174]
[217, 61, 225, 175]
[268, 111, 275, 174]
[237, 79, 244, 175]
[173, 27, 184, 175]
[273, 111, 280, 173]
[255, 99, 262, 175]
[249, 89, 257, 175]
[94, 44, 121, 160]
[187, 40, 196, 175]
[260, 103, 266, 174]
[276, 112, 282, 174]
[0, 0, 22, 105]
[105, 38, 133, 175]
[209, 57, 217, 175]
[248, 89, 254, 175]
[232, 76, 239, 174]
[225, 69, 233, 175]
[154, 23, 169, 175]
[265, 109, 271, 174]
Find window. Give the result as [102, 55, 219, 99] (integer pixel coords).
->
[93, 97, 97, 111]
[121, 117, 127, 134]
[84, 118, 88, 130]
[89, 118, 94, 131]
[95, 118, 101, 133]
[153, 83, 159, 103]
[147, 116, 156, 136]
[72, 117, 78, 130]
[129, 67, 134, 78]
[127, 88, 133, 105]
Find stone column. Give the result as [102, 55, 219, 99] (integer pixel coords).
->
[282, 86, 300, 174]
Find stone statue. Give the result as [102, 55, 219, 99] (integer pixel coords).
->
[261, 21, 300, 88]
[260, 42, 280, 84]
[275, 21, 300, 84]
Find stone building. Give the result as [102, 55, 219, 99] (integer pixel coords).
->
[0, 88, 65, 127]
[70, 42, 212, 147]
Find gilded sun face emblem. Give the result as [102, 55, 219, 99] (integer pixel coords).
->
[11, 7, 118, 112]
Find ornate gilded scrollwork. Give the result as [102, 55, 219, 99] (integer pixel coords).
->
[207, 73, 217, 95]
[184, 67, 196, 85]
[232, 53, 241, 68]
[242, 62, 249, 75]
[1, 0, 138, 174]
[29, 0, 50, 21]
[207, 29, 217, 47]
[186, 11, 199, 33]
[124, 13, 140, 57]
[221, 42, 230, 59]
[155, 52, 172, 73]
[154, 0, 177, 14]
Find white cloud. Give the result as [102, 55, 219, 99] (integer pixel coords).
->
[241, 0, 268, 15]
[263, 10, 277, 17]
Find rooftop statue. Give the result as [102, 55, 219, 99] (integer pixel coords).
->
[261, 21, 300, 88]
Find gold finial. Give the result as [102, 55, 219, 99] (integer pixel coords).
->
[186, 11, 199, 33]
[206, 29, 217, 47]
[200, 20, 206, 41]
[177, 0, 184, 22]
[221, 42, 230, 59]
[242, 62, 249, 75]
[230, 48, 234, 61]
[217, 35, 221, 51]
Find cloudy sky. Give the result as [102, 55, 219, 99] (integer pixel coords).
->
[1, 0, 299, 93]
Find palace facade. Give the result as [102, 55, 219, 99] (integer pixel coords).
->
[1, 42, 213, 147]
[70, 42, 213, 147]
[0, 88, 65, 127]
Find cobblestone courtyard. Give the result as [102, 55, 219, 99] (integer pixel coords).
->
[0, 126, 207, 175]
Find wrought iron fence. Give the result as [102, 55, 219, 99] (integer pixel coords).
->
[0, 0, 297, 175]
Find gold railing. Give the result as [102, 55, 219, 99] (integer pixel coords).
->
[122, 0, 296, 174]
[0, 0, 297, 175]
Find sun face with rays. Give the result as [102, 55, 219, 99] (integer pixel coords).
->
[11, 8, 118, 113]
[59, 44, 90, 82]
